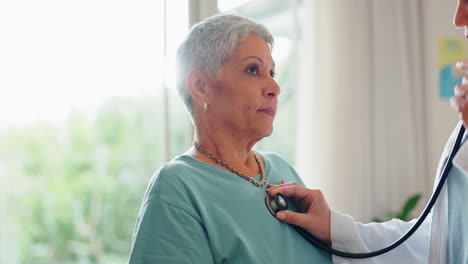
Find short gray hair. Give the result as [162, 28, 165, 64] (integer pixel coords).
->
[176, 14, 274, 114]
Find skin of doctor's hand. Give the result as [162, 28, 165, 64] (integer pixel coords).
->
[452, 60, 468, 128]
[266, 182, 331, 244]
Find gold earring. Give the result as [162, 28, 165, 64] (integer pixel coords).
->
[203, 102, 208, 112]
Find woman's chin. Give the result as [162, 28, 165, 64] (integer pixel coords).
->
[258, 126, 274, 138]
[247, 122, 274, 139]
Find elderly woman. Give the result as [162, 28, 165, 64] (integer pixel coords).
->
[127, 14, 332, 263]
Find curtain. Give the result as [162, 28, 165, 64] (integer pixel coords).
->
[296, 0, 427, 222]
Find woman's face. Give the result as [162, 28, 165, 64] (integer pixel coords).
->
[454, 0, 468, 35]
[208, 34, 280, 140]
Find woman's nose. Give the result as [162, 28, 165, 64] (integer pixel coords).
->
[263, 79, 281, 98]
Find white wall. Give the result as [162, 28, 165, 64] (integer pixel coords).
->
[296, 0, 464, 222]
[423, 0, 461, 183]
[296, 0, 375, 222]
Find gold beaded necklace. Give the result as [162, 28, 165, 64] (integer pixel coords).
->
[193, 142, 266, 187]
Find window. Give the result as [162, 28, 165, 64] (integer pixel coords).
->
[0, 1, 189, 263]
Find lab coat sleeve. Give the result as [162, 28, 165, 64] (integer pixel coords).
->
[453, 134, 468, 174]
[330, 209, 430, 264]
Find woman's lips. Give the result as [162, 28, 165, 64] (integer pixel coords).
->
[258, 108, 276, 116]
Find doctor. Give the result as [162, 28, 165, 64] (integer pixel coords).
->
[266, 0, 468, 263]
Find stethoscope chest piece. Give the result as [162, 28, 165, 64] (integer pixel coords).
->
[265, 193, 288, 216]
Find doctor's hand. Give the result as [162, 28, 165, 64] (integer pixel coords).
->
[266, 182, 331, 244]
[452, 60, 468, 128]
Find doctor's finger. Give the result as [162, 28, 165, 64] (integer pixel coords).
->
[456, 59, 468, 68]
[455, 84, 468, 97]
[269, 181, 301, 186]
[451, 95, 467, 111]
[276, 209, 331, 243]
[276, 182, 302, 192]
[267, 181, 302, 190]
[266, 182, 305, 194]
[267, 185, 317, 200]
[463, 75, 468, 85]
[276, 210, 310, 228]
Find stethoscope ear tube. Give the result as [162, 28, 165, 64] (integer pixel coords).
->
[276, 125, 466, 259]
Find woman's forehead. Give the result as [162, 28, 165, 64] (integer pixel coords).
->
[229, 35, 275, 65]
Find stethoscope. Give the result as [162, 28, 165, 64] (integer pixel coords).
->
[265, 125, 466, 259]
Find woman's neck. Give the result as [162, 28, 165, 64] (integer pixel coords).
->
[189, 127, 262, 175]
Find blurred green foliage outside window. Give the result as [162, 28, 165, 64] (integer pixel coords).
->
[1, 95, 189, 264]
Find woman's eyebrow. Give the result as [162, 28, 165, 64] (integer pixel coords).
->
[242, 56, 275, 68]
[242, 56, 264, 64]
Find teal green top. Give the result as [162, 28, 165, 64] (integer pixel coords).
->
[128, 151, 332, 264]
[448, 160, 468, 263]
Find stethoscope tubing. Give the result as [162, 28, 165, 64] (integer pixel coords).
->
[294, 125, 466, 259]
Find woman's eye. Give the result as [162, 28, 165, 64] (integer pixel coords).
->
[270, 71, 276, 78]
[246, 65, 259, 75]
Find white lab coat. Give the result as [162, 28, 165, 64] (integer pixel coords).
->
[331, 123, 468, 264]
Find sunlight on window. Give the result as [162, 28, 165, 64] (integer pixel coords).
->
[217, 0, 251, 12]
[164, 0, 189, 90]
[272, 36, 291, 62]
[0, 0, 186, 127]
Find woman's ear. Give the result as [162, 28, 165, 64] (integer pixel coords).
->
[187, 69, 211, 108]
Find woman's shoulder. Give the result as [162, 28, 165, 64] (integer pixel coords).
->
[256, 150, 293, 167]
[158, 154, 196, 175]
[256, 150, 305, 184]
[134, 156, 207, 231]
[255, 150, 293, 169]
[143, 155, 200, 200]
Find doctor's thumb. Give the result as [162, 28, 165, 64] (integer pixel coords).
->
[276, 210, 330, 243]
[276, 210, 307, 227]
